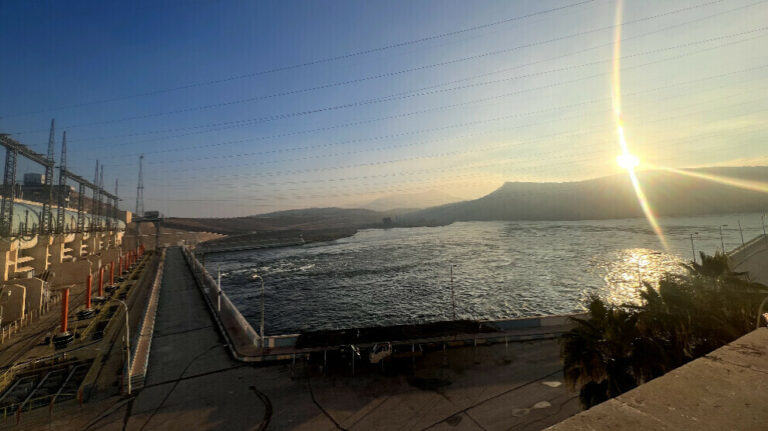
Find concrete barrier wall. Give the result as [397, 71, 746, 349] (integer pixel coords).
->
[728, 234, 768, 265]
[130, 248, 166, 389]
[181, 247, 263, 356]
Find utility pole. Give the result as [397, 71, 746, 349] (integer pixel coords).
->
[690, 232, 698, 264]
[738, 218, 745, 246]
[135, 155, 144, 218]
[1, 144, 18, 237]
[99, 165, 104, 230]
[41, 119, 56, 234]
[92, 160, 99, 231]
[719, 225, 727, 254]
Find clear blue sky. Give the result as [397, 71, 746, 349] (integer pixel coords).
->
[1, 0, 767, 216]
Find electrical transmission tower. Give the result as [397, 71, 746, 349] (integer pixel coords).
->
[99, 165, 104, 230]
[56, 131, 67, 233]
[92, 160, 99, 232]
[135, 154, 144, 217]
[41, 119, 56, 234]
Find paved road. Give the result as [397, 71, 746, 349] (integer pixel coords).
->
[44, 247, 579, 430]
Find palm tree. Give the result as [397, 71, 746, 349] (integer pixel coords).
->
[561, 297, 639, 407]
[562, 252, 768, 408]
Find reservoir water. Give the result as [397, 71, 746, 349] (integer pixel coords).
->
[205, 213, 766, 335]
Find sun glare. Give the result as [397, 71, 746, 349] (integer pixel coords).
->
[616, 153, 640, 170]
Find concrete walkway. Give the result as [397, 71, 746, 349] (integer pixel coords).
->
[113, 247, 270, 430]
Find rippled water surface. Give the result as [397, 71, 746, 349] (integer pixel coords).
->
[205, 213, 766, 335]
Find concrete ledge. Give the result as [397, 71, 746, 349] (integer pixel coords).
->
[129, 248, 166, 389]
[180, 246, 263, 362]
[547, 328, 768, 430]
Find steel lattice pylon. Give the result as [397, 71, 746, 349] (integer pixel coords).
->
[0, 147, 17, 237]
[135, 154, 144, 217]
[92, 161, 99, 232]
[113, 178, 119, 227]
[98, 165, 104, 231]
[56, 131, 68, 234]
[40, 119, 56, 235]
[76, 182, 85, 232]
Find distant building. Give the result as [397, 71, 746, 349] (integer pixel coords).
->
[23, 173, 44, 186]
[18, 172, 74, 206]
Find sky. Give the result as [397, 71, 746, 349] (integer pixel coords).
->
[1, 0, 767, 217]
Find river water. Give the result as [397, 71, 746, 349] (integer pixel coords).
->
[205, 213, 766, 335]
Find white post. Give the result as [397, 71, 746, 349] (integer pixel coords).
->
[125, 302, 131, 395]
[253, 274, 265, 348]
[720, 225, 726, 254]
[217, 266, 221, 312]
[690, 233, 696, 264]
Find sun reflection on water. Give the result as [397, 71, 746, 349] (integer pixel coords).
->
[596, 248, 685, 306]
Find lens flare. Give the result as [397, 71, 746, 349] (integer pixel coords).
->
[611, 0, 668, 250]
[651, 165, 768, 194]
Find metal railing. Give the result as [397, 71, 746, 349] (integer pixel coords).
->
[182, 247, 262, 350]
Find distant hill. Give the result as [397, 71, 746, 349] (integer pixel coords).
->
[361, 190, 464, 211]
[164, 207, 393, 235]
[164, 166, 768, 235]
[401, 166, 768, 224]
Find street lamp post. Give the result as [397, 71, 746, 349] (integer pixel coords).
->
[253, 274, 265, 348]
[690, 232, 699, 264]
[217, 266, 221, 312]
[719, 225, 728, 254]
[738, 218, 745, 246]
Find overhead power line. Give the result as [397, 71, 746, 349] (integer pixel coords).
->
[78, 28, 768, 153]
[13, 0, 751, 134]
[149, 101, 768, 187]
[0, 0, 596, 119]
[150, 90, 768, 176]
[144, 122, 768, 204]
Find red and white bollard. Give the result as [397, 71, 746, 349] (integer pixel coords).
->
[98, 267, 104, 297]
[86, 275, 92, 309]
[61, 288, 69, 332]
[78, 275, 96, 319]
[53, 288, 74, 348]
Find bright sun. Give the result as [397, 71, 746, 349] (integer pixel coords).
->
[616, 153, 640, 170]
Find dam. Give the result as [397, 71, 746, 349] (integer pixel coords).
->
[1, 121, 767, 430]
